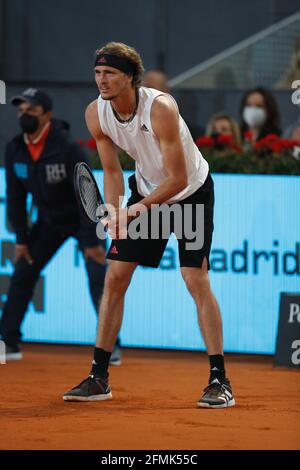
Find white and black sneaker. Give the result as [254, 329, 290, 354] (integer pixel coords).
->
[63, 374, 112, 402]
[197, 378, 235, 408]
[5, 344, 23, 361]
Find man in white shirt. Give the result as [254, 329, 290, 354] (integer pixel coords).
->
[63, 42, 235, 408]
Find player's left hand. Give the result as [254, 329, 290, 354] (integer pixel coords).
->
[84, 245, 106, 265]
[103, 208, 132, 239]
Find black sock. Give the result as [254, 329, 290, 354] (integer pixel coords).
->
[91, 347, 111, 377]
[208, 354, 226, 383]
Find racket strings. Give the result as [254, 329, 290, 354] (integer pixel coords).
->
[78, 165, 99, 222]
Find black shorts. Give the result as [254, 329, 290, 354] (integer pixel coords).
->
[107, 172, 214, 269]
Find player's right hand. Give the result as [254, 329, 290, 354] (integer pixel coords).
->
[14, 244, 34, 265]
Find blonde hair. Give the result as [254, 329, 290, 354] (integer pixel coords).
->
[96, 42, 145, 88]
[206, 112, 242, 146]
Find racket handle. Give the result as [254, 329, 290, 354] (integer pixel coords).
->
[96, 204, 110, 221]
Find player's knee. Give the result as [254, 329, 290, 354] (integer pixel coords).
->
[104, 270, 131, 293]
[182, 271, 210, 298]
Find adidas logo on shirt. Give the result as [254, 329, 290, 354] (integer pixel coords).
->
[141, 124, 149, 132]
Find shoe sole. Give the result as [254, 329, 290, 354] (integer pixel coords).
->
[197, 398, 236, 409]
[5, 353, 23, 361]
[63, 392, 113, 402]
[109, 359, 122, 366]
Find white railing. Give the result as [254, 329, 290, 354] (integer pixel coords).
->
[169, 11, 300, 89]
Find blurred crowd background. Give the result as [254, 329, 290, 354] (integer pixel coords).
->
[1, 0, 300, 173]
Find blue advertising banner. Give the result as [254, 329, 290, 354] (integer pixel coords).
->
[0, 169, 299, 353]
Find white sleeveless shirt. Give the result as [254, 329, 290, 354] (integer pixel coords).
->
[97, 86, 209, 203]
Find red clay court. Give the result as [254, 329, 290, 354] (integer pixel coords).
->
[0, 343, 299, 450]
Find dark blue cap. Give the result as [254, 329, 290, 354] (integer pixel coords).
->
[10, 88, 53, 111]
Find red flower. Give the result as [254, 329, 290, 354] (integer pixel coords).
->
[216, 134, 233, 145]
[196, 134, 241, 152]
[280, 139, 295, 149]
[269, 142, 283, 153]
[264, 134, 280, 143]
[87, 138, 97, 150]
[195, 136, 214, 148]
[243, 130, 253, 141]
[230, 143, 242, 153]
[254, 134, 299, 155]
[216, 134, 242, 152]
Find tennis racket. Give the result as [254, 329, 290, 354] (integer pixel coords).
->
[74, 162, 109, 223]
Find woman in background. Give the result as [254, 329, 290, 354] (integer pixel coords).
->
[240, 87, 281, 142]
[206, 112, 242, 148]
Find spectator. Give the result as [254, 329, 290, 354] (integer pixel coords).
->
[240, 87, 281, 142]
[282, 118, 300, 159]
[290, 125, 300, 142]
[206, 112, 242, 148]
[0, 88, 121, 364]
[275, 36, 300, 89]
[143, 70, 203, 140]
[143, 70, 170, 93]
[283, 116, 300, 140]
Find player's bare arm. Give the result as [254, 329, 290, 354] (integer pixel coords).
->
[85, 100, 124, 209]
[128, 95, 188, 216]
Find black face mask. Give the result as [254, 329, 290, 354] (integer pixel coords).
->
[211, 132, 224, 150]
[19, 113, 40, 134]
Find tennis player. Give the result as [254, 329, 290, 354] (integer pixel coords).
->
[63, 42, 235, 408]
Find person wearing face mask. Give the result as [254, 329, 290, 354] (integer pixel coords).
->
[206, 112, 242, 149]
[240, 87, 281, 142]
[1, 88, 121, 365]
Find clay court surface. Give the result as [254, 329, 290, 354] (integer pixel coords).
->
[0, 344, 299, 450]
